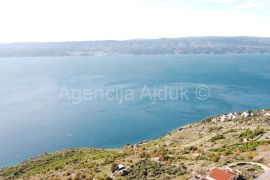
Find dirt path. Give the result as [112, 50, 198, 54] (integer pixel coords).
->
[257, 131, 270, 141]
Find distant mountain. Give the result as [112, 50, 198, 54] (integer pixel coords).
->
[1, 37, 270, 57]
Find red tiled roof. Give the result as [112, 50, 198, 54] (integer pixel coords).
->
[208, 168, 236, 180]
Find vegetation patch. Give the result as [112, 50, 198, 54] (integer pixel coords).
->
[210, 134, 225, 142]
[127, 159, 187, 179]
[239, 128, 264, 140]
[1, 109, 270, 179]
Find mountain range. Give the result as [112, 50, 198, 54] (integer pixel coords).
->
[1, 37, 270, 57]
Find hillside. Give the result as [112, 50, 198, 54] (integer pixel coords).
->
[1, 109, 270, 180]
[1, 37, 270, 57]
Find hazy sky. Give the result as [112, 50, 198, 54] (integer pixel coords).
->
[0, 0, 270, 42]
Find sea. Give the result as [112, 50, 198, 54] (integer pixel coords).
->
[0, 54, 270, 167]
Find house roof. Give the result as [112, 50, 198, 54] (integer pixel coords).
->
[208, 168, 236, 180]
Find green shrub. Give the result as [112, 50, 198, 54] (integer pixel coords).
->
[196, 155, 207, 160]
[127, 159, 187, 179]
[210, 134, 225, 142]
[182, 146, 198, 154]
[209, 126, 223, 132]
[239, 128, 264, 140]
[239, 140, 269, 152]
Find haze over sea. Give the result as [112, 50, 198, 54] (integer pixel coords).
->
[1, 54, 270, 167]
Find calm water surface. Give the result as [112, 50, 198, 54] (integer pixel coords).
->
[0, 54, 270, 167]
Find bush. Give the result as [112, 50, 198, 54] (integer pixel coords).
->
[196, 155, 207, 160]
[239, 128, 264, 140]
[239, 140, 269, 152]
[210, 134, 225, 142]
[245, 152, 255, 160]
[209, 126, 223, 132]
[111, 163, 118, 173]
[211, 154, 220, 162]
[182, 146, 198, 154]
[127, 159, 187, 179]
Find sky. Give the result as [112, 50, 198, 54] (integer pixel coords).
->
[0, 0, 270, 43]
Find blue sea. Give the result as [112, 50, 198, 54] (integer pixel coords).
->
[0, 54, 270, 167]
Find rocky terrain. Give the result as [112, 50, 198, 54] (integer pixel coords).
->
[1, 109, 270, 180]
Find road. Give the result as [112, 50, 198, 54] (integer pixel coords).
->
[227, 162, 270, 180]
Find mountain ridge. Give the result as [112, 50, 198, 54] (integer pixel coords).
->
[1, 37, 270, 57]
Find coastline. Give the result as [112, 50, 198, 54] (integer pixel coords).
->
[1, 109, 270, 179]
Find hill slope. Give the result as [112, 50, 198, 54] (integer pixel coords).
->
[1, 109, 270, 179]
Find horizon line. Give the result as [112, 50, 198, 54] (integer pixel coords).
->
[1, 36, 270, 44]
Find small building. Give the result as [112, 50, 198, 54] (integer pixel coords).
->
[207, 168, 239, 180]
[241, 111, 249, 118]
[114, 164, 129, 176]
[117, 164, 125, 170]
